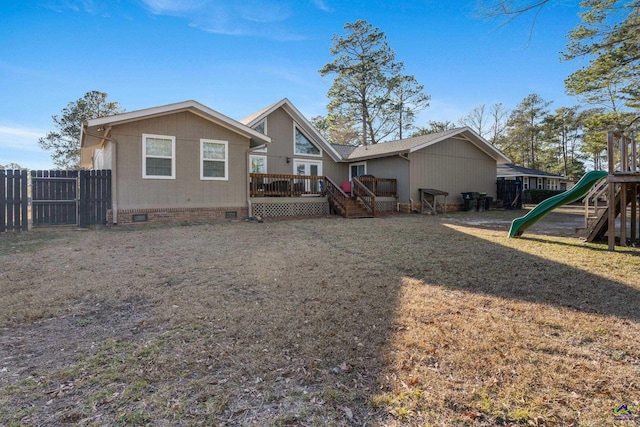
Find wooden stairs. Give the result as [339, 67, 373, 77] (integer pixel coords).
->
[581, 183, 637, 243]
[329, 196, 373, 218]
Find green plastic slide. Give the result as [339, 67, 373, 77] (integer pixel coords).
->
[508, 170, 608, 238]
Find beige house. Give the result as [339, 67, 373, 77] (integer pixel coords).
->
[334, 128, 511, 211]
[80, 99, 510, 225]
[80, 100, 270, 225]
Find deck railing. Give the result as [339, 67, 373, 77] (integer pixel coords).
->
[250, 173, 325, 197]
[583, 177, 608, 228]
[357, 177, 397, 197]
[250, 174, 398, 199]
[352, 177, 376, 217]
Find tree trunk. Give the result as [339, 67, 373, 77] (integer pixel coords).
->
[361, 101, 368, 146]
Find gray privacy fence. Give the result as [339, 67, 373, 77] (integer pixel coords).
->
[1, 169, 29, 232]
[1, 169, 111, 232]
[31, 170, 79, 226]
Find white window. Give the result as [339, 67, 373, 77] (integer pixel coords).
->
[253, 119, 266, 135]
[200, 139, 228, 180]
[537, 178, 543, 189]
[294, 126, 321, 157]
[349, 162, 367, 180]
[250, 155, 267, 173]
[143, 134, 175, 179]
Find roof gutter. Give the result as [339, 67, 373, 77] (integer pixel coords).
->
[398, 153, 414, 210]
[246, 144, 270, 218]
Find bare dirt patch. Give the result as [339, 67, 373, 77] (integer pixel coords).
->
[1, 212, 639, 426]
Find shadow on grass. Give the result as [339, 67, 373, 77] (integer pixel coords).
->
[518, 235, 640, 256]
[431, 222, 640, 323]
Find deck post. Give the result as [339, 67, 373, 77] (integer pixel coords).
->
[631, 182, 637, 242]
[607, 132, 616, 250]
[620, 182, 627, 246]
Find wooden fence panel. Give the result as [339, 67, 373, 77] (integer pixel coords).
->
[0, 170, 3, 231]
[1, 169, 28, 232]
[31, 170, 78, 226]
[79, 170, 111, 227]
[496, 179, 521, 208]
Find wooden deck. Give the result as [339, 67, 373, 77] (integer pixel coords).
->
[249, 174, 397, 218]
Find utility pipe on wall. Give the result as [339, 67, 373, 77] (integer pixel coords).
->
[246, 144, 269, 218]
[399, 152, 412, 211]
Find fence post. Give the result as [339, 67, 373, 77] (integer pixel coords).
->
[0, 169, 5, 232]
[79, 170, 86, 228]
[20, 170, 28, 231]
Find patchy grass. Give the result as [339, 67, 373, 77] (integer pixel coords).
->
[0, 210, 639, 426]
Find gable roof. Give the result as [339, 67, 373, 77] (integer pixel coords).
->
[240, 98, 343, 162]
[342, 127, 511, 163]
[497, 163, 569, 180]
[80, 100, 271, 166]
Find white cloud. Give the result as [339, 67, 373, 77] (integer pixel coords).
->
[140, 0, 305, 40]
[311, 0, 331, 12]
[140, 0, 206, 14]
[0, 125, 53, 169]
[43, 0, 110, 15]
[0, 125, 46, 151]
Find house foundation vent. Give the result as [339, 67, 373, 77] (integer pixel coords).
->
[132, 213, 148, 222]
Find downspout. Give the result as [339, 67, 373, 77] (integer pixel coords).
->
[399, 153, 411, 211]
[83, 126, 118, 224]
[246, 144, 268, 218]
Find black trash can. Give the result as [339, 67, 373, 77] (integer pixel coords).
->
[485, 196, 493, 211]
[476, 193, 486, 212]
[461, 192, 475, 211]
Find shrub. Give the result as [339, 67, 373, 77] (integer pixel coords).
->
[524, 189, 564, 204]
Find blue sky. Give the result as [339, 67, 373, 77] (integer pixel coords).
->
[0, 0, 584, 170]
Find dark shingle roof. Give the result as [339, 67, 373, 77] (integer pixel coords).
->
[330, 144, 358, 158]
[497, 164, 567, 179]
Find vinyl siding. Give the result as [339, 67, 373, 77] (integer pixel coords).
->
[359, 157, 410, 201]
[409, 136, 497, 202]
[261, 107, 349, 182]
[112, 111, 250, 210]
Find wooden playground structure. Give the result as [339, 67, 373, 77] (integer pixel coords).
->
[583, 130, 640, 250]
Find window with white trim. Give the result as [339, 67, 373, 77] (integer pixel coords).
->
[350, 162, 366, 180]
[294, 126, 321, 156]
[250, 155, 267, 173]
[293, 159, 323, 192]
[293, 159, 323, 177]
[143, 134, 175, 179]
[201, 139, 228, 180]
[253, 119, 266, 135]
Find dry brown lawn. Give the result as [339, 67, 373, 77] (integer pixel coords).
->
[1, 208, 639, 426]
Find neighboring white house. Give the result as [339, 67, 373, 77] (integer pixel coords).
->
[497, 164, 572, 191]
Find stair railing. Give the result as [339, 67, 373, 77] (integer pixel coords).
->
[324, 176, 350, 217]
[583, 177, 609, 228]
[352, 177, 376, 217]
